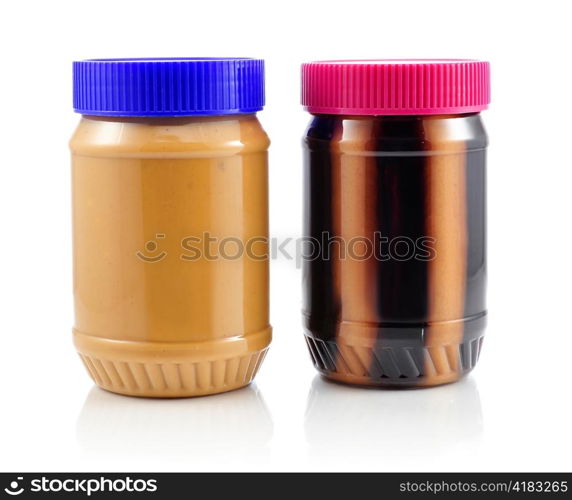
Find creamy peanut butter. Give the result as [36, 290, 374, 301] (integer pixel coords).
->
[71, 58, 271, 397]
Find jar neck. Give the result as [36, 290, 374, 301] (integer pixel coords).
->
[309, 112, 481, 120]
[305, 112, 487, 152]
[80, 113, 258, 125]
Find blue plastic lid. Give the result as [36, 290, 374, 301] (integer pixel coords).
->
[73, 58, 265, 116]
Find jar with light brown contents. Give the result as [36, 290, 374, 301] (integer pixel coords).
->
[71, 58, 271, 397]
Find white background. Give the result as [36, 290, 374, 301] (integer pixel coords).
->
[0, 0, 571, 473]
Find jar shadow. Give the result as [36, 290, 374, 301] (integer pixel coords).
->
[305, 375, 483, 469]
[77, 384, 273, 465]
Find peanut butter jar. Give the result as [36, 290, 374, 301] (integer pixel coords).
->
[71, 58, 271, 397]
[301, 60, 490, 388]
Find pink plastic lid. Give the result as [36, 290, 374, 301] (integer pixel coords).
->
[301, 59, 490, 116]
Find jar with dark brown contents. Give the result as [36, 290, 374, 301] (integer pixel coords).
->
[301, 60, 490, 387]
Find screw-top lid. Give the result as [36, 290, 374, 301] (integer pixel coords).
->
[302, 59, 490, 116]
[73, 58, 265, 116]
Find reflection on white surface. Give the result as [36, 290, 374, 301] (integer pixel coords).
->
[77, 384, 273, 462]
[305, 376, 483, 463]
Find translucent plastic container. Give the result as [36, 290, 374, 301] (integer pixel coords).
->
[301, 60, 490, 387]
[71, 58, 271, 397]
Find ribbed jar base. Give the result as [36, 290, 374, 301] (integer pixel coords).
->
[304, 329, 484, 388]
[74, 328, 270, 398]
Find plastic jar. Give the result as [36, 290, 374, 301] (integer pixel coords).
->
[301, 60, 490, 387]
[71, 58, 271, 397]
